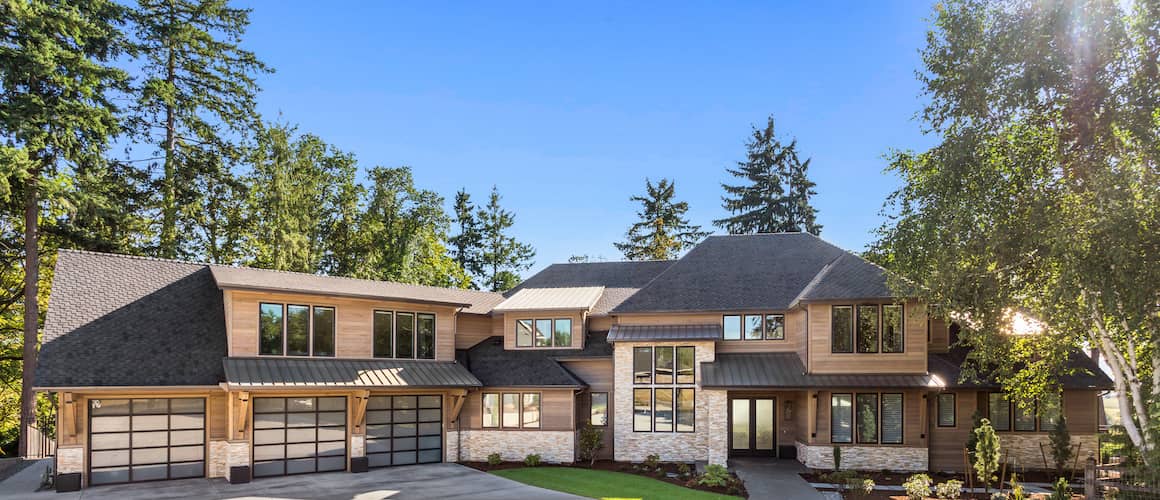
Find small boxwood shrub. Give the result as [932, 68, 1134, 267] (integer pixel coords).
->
[524, 453, 542, 467]
[487, 453, 502, 466]
[698, 464, 730, 487]
[643, 454, 660, 469]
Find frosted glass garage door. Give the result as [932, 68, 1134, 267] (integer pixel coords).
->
[365, 395, 442, 468]
[252, 397, 347, 477]
[88, 398, 205, 485]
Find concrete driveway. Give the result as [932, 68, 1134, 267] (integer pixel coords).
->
[0, 461, 586, 500]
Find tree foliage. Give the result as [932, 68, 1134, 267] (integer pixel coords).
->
[973, 418, 1000, 493]
[449, 189, 483, 288]
[615, 178, 708, 261]
[715, 115, 821, 235]
[871, 0, 1159, 459]
[476, 187, 535, 292]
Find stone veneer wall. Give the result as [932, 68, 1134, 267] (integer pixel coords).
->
[57, 446, 84, 474]
[452, 430, 574, 463]
[351, 435, 366, 458]
[208, 441, 229, 478]
[612, 341, 728, 465]
[998, 434, 1099, 471]
[796, 442, 929, 472]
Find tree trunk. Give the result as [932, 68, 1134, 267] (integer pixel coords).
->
[17, 160, 40, 458]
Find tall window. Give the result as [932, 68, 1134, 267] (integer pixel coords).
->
[396, 312, 414, 359]
[633, 347, 652, 384]
[590, 393, 608, 426]
[633, 389, 651, 431]
[1014, 401, 1037, 431]
[744, 315, 763, 340]
[676, 346, 695, 384]
[831, 394, 853, 443]
[1039, 393, 1062, 431]
[831, 306, 853, 353]
[654, 389, 674, 432]
[676, 388, 695, 432]
[373, 310, 434, 359]
[515, 318, 574, 348]
[522, 393, 541, 429]
[723, 315, 742, 340]
[937, 393, 956, 427]
[988, 393, 1012, 431]
[259, 302, 335, 357]
[482, 393, 500, 428]
[881, 393, 903, 444]
[501, 393, 520, 428]
[856, 305, 879, 353]
[654, 347, 674, 384]
[856, 394, 879, 443]
[882, 305, 904, 353]
[765, 314, 785, 340]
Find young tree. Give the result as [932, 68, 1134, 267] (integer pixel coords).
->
[448, 189, 483, 288]
[1048, 416, 1073, 478]
[614, 178, 708, 261]
[714, 116, 821, 235]
[477, 187, 534, 292]
[973, 418, 1000, 494]
[871, 0, 1159, 461]
[129, 0, 270, 258]
[0, 0, 129, 456]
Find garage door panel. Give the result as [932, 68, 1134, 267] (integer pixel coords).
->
[365, 395, 442, 469]
[418, 449, 441, 463]
[253, 461, 283, 477]
[318, 427, 345, 441]
[318, 411, 345, 426]
[287, 413, 316, 427]
[254, 444, 284, 461]
[286, 427, 316, 443]
[366, 439, 390, 454]
[252, 396, 349, 478]
[254, 413, 284, 429]
[318, 456, 345, 472]
[88, 398, 205, 486]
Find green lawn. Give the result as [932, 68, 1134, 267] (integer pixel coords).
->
[490, 466, 742, 500]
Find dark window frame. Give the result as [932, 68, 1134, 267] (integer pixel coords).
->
[590, 392, 608, 427]
[633, 388, 652, 432]
[676, 346, 695, 385]
[830, 393, 853, 443]
[515, 319, 533, 348]
[988, 392, 1064, 433]
[676, 388, 695, 433]
[881, 304, 905, 353]
[722, 313, 787, 341]
[723, 315, 742, 340]
[654, 346, 675, 385]
[522, 393, 542, 429]
[633, 347, 653, 385]
[312, 306, 336, 357]
[653, 388, 674, 432]
[514, 317, 575, 348]
[856, 305, 880, 354]
[415, 312, 436, 360]
[481, 393, 500, 428]
[831, 306, 854, 353]
[937, 393, 957, 428]
[855, 393, 880, 444]
[765, 314, 785, 340]
[880, 392, 904, 444]
[259, 302, 337, 357]
[500, 392, 521, 429]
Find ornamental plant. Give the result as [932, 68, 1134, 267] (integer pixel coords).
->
[903, 473, 933, 499]
[934, 480, 963, 499]
[973, 418, 1001, 495]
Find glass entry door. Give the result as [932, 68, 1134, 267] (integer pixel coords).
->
[729, 397, 777, 457]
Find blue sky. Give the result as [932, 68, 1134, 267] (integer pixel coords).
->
[240, 1, 940, 275]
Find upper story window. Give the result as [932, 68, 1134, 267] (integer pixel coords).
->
[259, 303, 335, 357]
[515, 317, 572, 348]
[832, 304, 904, 354]
[373, 310, 435, 359]
[723, 314, 785, 341]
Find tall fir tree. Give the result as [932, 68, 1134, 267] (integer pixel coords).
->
[129, 0, 270, 258]
[477, 187, 534, 292]
[448, 188, 483, 288]
[0, 0, 129, 456]
[615, 178, 708, 260]
[714, 116, 821, 235]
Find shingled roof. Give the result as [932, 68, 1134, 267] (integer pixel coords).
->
[612, 233, 897, 313]
[36, 250, 228, 388]
[457, 331, 613, 387]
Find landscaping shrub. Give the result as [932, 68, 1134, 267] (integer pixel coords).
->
[1008, 473, 1026, 500]
[577, 423, 604, 467]
[1048, 477, 1071, 500]
[524, 453, 541, 467]
[822, 470, 860, 485]
[973, 418, 1001, 494]
[847, 477, 874, 497]
[964, 410, 984, 461]
[934, 479, 963, 500]
[643, 453, 660, 469]
[487, 453, 502, 466]
[697, 464, 730, 487]
[903, 473, 933, 499]
[1048, 416, 1073, 477]
[677, 462, 691, 476]
[833, 446, 842, 471]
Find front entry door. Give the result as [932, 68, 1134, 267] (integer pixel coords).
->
[729, 397, 777, 457]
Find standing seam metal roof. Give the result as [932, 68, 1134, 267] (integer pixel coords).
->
[223, 357, 482, 388]
[607, 324, 722, 342]
[701, 352, 943, 388]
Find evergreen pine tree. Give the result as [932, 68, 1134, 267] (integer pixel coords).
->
[448, 189, 483, 288]
[129, 0, 270, 258]
[0, 0, 129, 456]
[714, 116, 821, 235]
[478, 187, 535, 292]
[615, 178, 708, 260]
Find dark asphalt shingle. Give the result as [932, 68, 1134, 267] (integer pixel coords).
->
[508, 261, 674, 314]
[701, 352, 941, 388]
[459, 331, 613, 387]
[612, 233, 896, 313]
[36, 250, 228, 387]
[607, 324, 722, 342]
[928, 347, 1113, 390]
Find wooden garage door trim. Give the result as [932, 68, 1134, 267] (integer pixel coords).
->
[87, 397, 207, 486]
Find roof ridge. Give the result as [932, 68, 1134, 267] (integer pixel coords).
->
[789, 253, 843, 307]
[57, 248, 213, 268]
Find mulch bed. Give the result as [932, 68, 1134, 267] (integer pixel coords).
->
[464, 459, 748, 497]
[801, 470, 971, 486]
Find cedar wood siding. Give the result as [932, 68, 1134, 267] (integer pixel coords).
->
[455, 313, 493, 349]
[806, 300, 928, 374]
[458, 388, 575, 431]
[928, 389, 1100, 471]
[562, 359, 615, 459]
[225, 290, 459, 361]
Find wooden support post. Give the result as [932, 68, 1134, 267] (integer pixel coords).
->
[807, 390, 818, 442]
[230, 391, 250, 440]
[352, 391, 369, 434]
[1084, 455, 1096, 499]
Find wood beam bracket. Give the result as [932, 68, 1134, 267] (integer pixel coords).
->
[447, 394, 466, 424]
[232, 391, 250, 440]
[352, 391, 370, 433]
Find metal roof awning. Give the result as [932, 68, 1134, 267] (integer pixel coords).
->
[702, 352, 944, 389]
[223, 357, 482, 389]
[607, 324, 722, 342]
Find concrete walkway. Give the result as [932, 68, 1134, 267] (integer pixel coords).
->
[0, 462, 585, 500]
[730, 457, 827, 500]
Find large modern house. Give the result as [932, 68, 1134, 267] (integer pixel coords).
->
[34, 233, 1111, 490]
